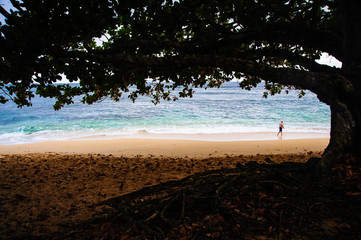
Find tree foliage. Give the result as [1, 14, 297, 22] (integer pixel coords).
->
[1, 0, 340, 110]
[2, 0, 361, 170]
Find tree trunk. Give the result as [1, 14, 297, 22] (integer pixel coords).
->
[321, 89, 361, 174]
[319, 0, 361, 174]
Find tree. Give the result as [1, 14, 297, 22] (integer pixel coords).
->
[1, 0, 360, 173]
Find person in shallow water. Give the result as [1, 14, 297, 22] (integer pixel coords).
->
[277, 121, 285, 136]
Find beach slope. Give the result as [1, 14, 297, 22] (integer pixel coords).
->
[0, 138, 329, 157]
[0, 138, 330, 238]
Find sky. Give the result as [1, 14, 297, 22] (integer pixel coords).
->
[317, 53, 342, 68]
[0, 0, 11, 24]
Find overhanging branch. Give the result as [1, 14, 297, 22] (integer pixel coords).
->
[60, 49, 337, 91]
[222, 23, 342, 61]
[51, 46, 345, 103]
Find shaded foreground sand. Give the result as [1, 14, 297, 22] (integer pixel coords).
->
[0, 138, 328, 238]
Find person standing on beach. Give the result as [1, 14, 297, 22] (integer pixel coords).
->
[277, 121, 285, 136]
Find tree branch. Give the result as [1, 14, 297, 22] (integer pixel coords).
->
[223, 23, 342, 61]
[0, 5, 11, 20]
[58, 49, 337, 90]
[0, 86, 15, 102]
[105, 39, 195, 54]
[9, 0, 23, 13]
[109, 53, 337, 81]
[0, 4, 21, 27]
[42, 47, 347, 106]
[241, 48, 339, 73]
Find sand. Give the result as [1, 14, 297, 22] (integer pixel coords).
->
[0, 137, 329, 157]
[0, 138, 329, 238]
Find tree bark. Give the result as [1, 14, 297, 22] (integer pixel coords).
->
[319, 0, 361, 174]
[321, 84, 361, 174]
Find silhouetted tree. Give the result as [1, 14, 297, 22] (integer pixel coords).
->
[1, 0, 360, 172]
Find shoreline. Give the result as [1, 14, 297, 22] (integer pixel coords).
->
[74, 131, 329, 141]
[1, 131, 330, 146]
[0, 137, 330, 158]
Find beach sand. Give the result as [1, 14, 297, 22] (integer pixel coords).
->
[0, 137, 329, 157]
[0, 138, 329, 238]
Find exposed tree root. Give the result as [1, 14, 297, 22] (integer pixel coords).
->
[59, 157, 361, 239]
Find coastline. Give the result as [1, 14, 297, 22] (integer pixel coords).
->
[0, 136, 329, 157]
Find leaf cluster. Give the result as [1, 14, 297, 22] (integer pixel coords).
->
[0, 0, 341, 109]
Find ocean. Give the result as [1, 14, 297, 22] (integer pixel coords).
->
[0, 82, 330, 145]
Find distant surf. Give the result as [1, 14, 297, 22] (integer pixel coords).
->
[0, 82, 330, 145]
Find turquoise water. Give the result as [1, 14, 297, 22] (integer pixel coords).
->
[0, 82, 330, 145]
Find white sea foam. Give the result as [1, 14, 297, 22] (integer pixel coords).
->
[0, 82, 331, 145]
[0, 125, 330, 145]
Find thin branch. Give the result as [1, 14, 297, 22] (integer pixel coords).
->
[0, 5, 11, 19]
[9, 0, 24, 13]
[0, 86, 15, 102]
[0, 4, 21, 27]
